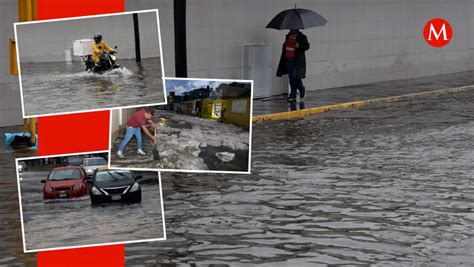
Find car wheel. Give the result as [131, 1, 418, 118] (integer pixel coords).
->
[91, 198, 100, 205]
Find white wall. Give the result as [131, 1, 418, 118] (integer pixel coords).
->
[16, 11, 161, 63]
[0, 1, 22, 126]
[126, 1, 175, 77]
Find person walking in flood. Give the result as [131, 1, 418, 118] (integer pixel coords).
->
[276, 29, 310, 102]
[117, 108, 157, 158]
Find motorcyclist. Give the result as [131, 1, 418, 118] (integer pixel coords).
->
[91, 33, 115, 65]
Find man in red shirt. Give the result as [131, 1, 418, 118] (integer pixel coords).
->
[117, 108, 157, 158]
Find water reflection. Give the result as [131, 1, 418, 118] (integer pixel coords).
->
[126, 90, 474, 265]
[289, 101, 305, 111]
[0, 126, 37, 265]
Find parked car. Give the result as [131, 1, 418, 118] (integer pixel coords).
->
[41, 166, 88, 199]
[88, 168, 142, 205]
[81, 157, 108, 177]
[66, 156, 87, 166]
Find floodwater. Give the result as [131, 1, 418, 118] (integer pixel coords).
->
[126, 90, 474, 265]
[20, 58, 164, 117]
[110, 111, 250, 172]
[19, 171, 164, 251]
[0, 126, 37, 265]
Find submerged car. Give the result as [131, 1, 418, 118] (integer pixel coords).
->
[88, 168, 142, 205]
[41, 166, 87, 199]
[81, 157, 108, 177]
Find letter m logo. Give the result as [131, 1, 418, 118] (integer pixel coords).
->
[424, 18, 453, 47]
[428, 23, 449, 41]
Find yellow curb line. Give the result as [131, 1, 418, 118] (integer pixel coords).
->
[252, 85, 474, 123]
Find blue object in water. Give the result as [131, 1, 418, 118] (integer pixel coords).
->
[4, 133, 38, 150]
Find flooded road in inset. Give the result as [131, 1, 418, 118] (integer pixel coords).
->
[127, 90, 474, 265]
[110, 111, 250, 172]
[19, 171, 164, 251]
[20, 58, 164, 116]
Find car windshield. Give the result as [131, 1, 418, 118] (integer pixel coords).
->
[48, 169, 81, 181]
[83, 158, 107, 166]
[95, 171, 132, 182]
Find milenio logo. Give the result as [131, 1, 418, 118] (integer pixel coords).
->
[423, 18, 453, 47]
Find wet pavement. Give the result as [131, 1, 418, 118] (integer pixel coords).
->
[0, 126, 37, 265]
[20, 58, 164, 117]
[110, 111, 250, 172]
[254, 70, 474, 115]
[18, 170, 164, 251]
[126, 89, 474, 265]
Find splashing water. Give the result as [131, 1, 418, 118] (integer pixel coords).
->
[20, 58, 163, 116]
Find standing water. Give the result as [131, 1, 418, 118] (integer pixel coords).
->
[126, 90, 474, 265]
[20, 58, 164, 116]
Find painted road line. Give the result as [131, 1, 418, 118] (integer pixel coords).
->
[252, 85, 474, 123]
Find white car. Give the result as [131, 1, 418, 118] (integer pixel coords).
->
[80, 157, 108, 177]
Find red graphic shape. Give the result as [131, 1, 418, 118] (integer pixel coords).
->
[36, 0, 124, 266]
[423, 18, 453, 47]
[37, 245, 125, 267]
[37, 0, 125, 20]
[37, 111, 110, 156]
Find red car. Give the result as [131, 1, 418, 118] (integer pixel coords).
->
[41, 166, 88, 199]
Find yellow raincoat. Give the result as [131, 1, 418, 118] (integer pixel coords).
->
[92, 41, 114, 63]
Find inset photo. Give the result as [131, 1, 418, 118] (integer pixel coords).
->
[16, 152, 165, 253]
[14, 9, 165, 118]
[109, 78, 253, 173]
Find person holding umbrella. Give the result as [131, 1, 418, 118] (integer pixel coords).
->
[276, 29, 310, 101]
[266, 6, 327, 102]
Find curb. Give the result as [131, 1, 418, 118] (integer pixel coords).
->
[252, 85, 474, 123]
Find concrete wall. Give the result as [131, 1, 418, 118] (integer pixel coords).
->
[16, 11, 161, 63]
[0, 1, 22, 126]
[183, 0, 474, 96]
[128, 0, 474, 96]
[126, 1, 175, 77]
[111, 108, 136, 141]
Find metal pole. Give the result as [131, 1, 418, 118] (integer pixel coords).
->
[133, 13, 141, 62]
[174, 0, 188, 77]
[29, 118, 36, 145]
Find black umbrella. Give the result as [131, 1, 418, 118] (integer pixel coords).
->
[266, 6, 327, 30]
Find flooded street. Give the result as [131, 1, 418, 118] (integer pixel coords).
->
[111, 111, 250, 172]
[20, 58, 164, 116]
[127, 90, 474, 265]
[19, 171, 164, 251]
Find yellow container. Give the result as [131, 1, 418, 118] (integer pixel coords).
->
[201, 99, 226, 120]
[221, 98, 251, 128]
[9, 38, 18, 75]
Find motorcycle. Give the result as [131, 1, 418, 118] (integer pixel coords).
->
[83, 46, 121, 74]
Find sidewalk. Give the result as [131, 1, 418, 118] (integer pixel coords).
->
[253, 70, 474, 116]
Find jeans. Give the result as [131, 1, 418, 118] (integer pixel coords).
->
[286, 58, 304, 98]
[118, 127, 142, 152]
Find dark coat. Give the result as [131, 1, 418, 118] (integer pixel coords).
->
[276, 31, 310, 79]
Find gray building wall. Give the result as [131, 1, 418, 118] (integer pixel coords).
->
[185, 0, 474, 96]
[16, 11, 161, 63]
[2, 1, 473, 127]
[128, 0, 474, 96]
[0, 1, 22, 126]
